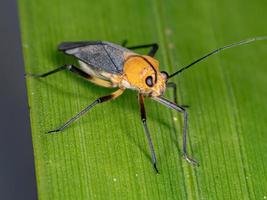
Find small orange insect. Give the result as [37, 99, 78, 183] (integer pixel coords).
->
[29, 37, 267, 173]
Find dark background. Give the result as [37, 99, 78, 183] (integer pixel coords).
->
[0, 0, 37, 199]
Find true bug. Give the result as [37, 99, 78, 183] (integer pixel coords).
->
[29, 36, 267, 173]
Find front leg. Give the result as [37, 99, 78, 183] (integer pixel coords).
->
[151, 96, 199, 166]
[167, 82, 177, 104]
[167, 82, 189, 107]
[138, 94, 159, 173]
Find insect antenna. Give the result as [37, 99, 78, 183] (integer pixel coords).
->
[168, 36, 267, 79]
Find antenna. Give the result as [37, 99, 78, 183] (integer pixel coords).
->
[168, 36, 267, 79]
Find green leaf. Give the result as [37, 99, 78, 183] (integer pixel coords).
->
[19, 0, 267, 199]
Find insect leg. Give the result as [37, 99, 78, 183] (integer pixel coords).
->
[47, 88, 125, 134]
[166, 83, 189, 107]
[27, 64, 89, 79]
[151, 96, 199, 166]
[28, 64, 114, 88]
[167, 82, 177, 104]
[125, 43, 159, 57]
[121, 40, 128, 47]
[139, 94, 159, 173]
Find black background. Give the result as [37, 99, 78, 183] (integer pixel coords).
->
[0, 0, 37, 199]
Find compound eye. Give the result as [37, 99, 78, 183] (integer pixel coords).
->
[145, 76, 154, 87]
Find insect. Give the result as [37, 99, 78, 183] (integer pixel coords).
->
[29, 36, 267, 173]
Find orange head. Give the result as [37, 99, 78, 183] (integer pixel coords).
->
[122, 55, 168, 97]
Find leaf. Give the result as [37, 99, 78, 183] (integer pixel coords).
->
[19, 0, 267, 199]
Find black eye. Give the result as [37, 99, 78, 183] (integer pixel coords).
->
[145, 76, 153, 87]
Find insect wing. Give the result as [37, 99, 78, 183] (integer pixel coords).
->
[58, 41, 132, 74]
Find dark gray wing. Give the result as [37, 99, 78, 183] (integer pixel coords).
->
[58, 41, 133, 74]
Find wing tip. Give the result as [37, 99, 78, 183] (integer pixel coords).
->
[58, 42, 72, 51]
[58, 41, 103, 52]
